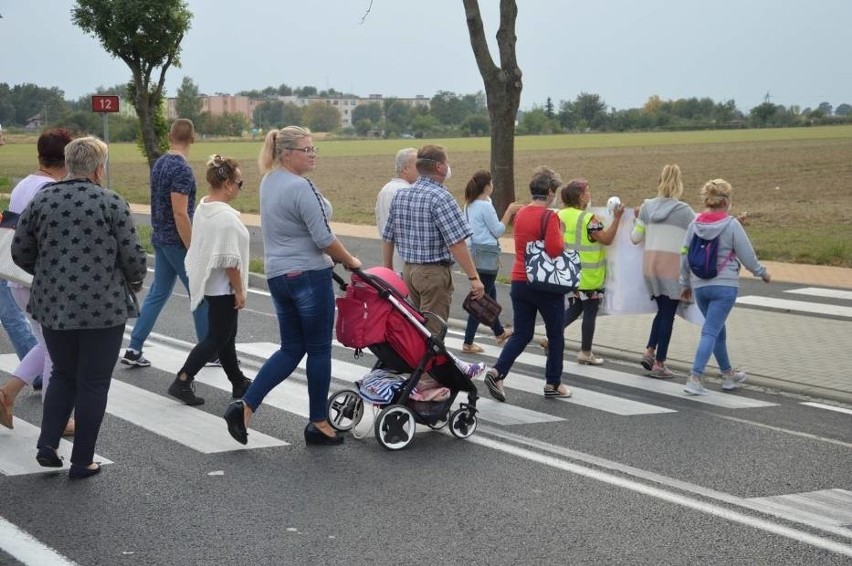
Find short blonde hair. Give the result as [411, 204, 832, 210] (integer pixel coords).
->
[700, 178, 733, 209]
[64, 136, 108, 178]
[258, 125, 311, 173]
[657, 164, 683, 199]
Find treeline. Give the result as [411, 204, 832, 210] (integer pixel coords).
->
[519, 94, 852, 134]
[2, 79, 850, 141]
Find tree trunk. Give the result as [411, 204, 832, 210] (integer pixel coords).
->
[463, 0, 522, 217]
[131, 73, 163, 170]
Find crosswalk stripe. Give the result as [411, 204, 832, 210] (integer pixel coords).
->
[442, 335, 776, 410]
[0, 353, 286, 457]
[800, 402, 852, 416]
[243, 339, 672, 418]
[235, 342, 565, 425]
[737, 296, 852, 318]
[786, 287, 852, 302]
[107, 380, 287, 453]
[0, 415, 112, 476]
[747, 489, 852, 527]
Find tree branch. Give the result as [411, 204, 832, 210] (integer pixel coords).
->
[359, 0, 373, 24]
[462, 0, 498, 79]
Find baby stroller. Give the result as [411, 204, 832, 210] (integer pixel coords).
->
[328, 266, 479, 450]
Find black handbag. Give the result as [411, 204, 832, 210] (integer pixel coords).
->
[462, 291, 502, 328]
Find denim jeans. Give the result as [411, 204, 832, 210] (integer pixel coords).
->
[243, 268, 335, 422]
[493, 281, 565, 385]
[463, 271, 505, 344]
[692, 285, 737, 376]
[0, 280, 36, 360]
[129, 244, 208, 351]
[646, 295, 680, 362]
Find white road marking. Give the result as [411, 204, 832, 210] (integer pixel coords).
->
[801, 402, 852, 416]
[471, 427, 852, 556]
[747, 489, 852, 528]
[0, 516, 78, 565]
[786, 287, 852, 302]
[737, 296, 852, 318]
[107, 380, 287, 453]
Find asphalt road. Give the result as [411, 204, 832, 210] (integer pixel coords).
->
[1, 229, 851, 565]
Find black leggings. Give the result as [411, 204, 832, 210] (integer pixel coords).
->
[179, 294, 246, 385]
[564, 296, 600, 352]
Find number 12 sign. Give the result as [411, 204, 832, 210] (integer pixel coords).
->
[91, 95, 120, 113]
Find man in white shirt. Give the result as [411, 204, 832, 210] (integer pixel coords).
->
[375, 148, 417, 271]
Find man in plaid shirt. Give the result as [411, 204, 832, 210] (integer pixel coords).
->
[382, 144, 484, 329]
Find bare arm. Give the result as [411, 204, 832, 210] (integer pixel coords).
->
[591, 205, 625, 246]
[382, 240, 395, 269]
[171, 192, 192, 249]
[448, 239, 485, 298]
[225, 267, 245, 310]
[323, 238, 362, 270]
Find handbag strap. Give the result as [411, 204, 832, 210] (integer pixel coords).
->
[539, 208, 553, 241]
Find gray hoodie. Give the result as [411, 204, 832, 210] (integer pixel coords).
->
[679, 212, 767, 289]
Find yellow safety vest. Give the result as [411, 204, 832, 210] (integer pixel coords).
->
[557, 207, 605, 290]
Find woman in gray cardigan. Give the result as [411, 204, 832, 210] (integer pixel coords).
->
[13, 136, 147, 479]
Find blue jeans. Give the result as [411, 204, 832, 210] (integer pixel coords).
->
[0, 280, 37, 360]
[129, 244, 208, 351]
[493, 281, 565, 385]
[646, 295, 680, 362]
[463, 271, 505, 344]
[692, 285, 737, 376]
[243, 268, 335, 422]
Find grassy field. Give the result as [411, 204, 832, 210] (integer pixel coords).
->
[2, 125, 851, 266]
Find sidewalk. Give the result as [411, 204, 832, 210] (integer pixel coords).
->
[131, 205, 852, 404]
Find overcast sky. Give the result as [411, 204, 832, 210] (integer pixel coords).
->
[2, 0, 850, 112]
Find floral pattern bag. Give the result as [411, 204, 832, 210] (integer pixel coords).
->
[524, 210, 581, 294]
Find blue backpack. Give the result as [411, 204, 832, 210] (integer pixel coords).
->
[687, 233, 732, 279]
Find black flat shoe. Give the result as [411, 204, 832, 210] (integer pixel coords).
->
[36, 446, 63, 468]
[304, 422, 343, 446]
[223, 400, 248, 445]
[69, 463, 101, 480]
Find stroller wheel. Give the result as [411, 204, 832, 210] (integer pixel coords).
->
[449, 408, 478, 439]
[374, 404, 416, 450]
[327, 389, 364, 432]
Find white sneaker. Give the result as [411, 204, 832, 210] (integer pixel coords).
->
[684, 375, 708, 396]
[577, 351, 604, 365]
[721, 369, 747, 391]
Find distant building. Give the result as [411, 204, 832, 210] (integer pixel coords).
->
[166, 92, 431, 129]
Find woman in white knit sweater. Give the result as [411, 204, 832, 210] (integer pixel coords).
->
[171, 155, 251, 404]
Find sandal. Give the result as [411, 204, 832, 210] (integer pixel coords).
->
[461, 343, 484, 354]
[0, 389, 13, 430]
[495, 329, 513, 345]
[544, 383, 572, 398]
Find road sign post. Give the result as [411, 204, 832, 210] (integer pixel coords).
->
[91, 95, 120, 189]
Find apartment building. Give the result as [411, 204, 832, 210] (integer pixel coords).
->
[167, 93, 431, 128]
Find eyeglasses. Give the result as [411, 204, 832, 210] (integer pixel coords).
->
[234, 179, 244, 190]
[288, 146, 318, 155]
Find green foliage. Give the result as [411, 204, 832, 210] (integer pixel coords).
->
[198, 112, 247, 137]
[175, 76, 202, 124]
[303, 102, 340, 132]
[253, 100, 285, 129]
[72, 0, 193, 167]
[352, 103, 382, 125]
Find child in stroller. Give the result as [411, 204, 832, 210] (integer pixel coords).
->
[328, 266, 482, 450]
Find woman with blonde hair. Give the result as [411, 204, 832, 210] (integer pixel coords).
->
[630, 164, 695, 378]
[224, 126, 361, 446]
[680, 179, 771, 395]
[171, 155, 252, 404]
